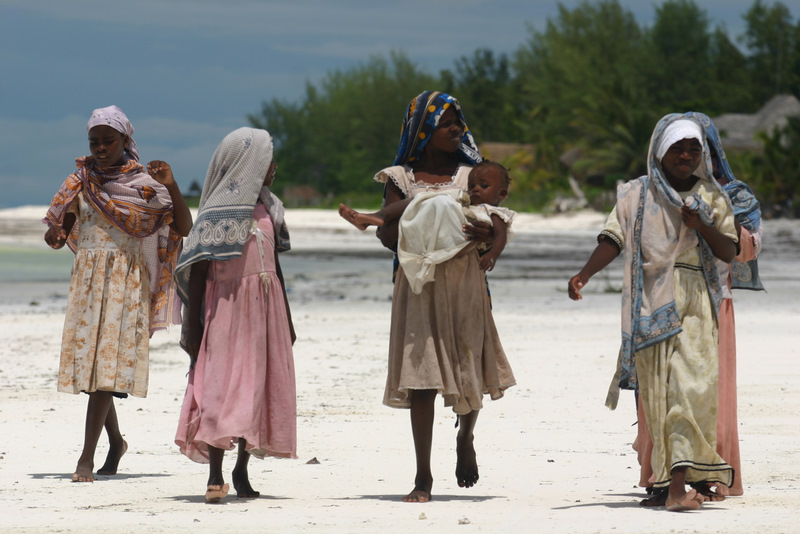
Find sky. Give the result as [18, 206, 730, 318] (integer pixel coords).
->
[0, 0, 761, 208]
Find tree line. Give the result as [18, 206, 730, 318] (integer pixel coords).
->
[248, 0, 800, 215]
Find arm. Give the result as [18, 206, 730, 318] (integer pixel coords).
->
[274, 248, 296, 345]
[681, 206, 737, 263]
[147, 160, 193, 237]
[568, 239, 620, 300]
[184, 260, 210, 365]
[44, 212, 76, 249]
[463, 219, 494, 245]
[478, 214, 508, 271]
[376, 180, 405, 250]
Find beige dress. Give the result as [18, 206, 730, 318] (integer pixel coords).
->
[376, 165, 516, 414]
[57, 193, 150, 397]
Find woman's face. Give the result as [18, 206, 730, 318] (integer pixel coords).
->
[661, 138, 702, 184]
[88, 125, 127, 169]
[427, 106, 464, 154]
[263, 160, 277, 187]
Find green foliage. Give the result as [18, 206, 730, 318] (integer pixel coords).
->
[247, 0, 800, 213]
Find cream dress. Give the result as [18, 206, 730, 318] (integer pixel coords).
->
[57, 193, 150, 397]
[376, 165, 516, 415]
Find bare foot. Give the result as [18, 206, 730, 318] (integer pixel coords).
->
[205, 483, 230, 504]
[97, 439, 128, 476]
[338, 204, 382, 231]
[232, 467, 260, 499]
[665, 488, 703, 511]
[71, 459, 94, 483]
[455, 434, 479, 488]
[403, 476, 433, 503]
[691, 482, 726, 502]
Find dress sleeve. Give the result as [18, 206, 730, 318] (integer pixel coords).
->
[599, 205, 623, 251]
[711, 189, 738, 242]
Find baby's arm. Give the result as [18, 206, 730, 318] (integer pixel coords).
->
[184, 260, 210, 364]
[147, 161, 193, 237]
[479, 214, 508, 271]
[568, 238, 620, 300]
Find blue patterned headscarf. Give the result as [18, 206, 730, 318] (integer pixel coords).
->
[685, 112, 764, 291]
[392, 91, 481, 166]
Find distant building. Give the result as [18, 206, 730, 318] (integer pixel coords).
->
[712, 94, 800, 152]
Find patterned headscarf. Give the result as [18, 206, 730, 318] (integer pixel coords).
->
[87, 105, 140, 162]
[43, 105, 181, 334]
[685, 111, 764, 291]
[393, 91, 481, 166]
[174, 127, 290, 306]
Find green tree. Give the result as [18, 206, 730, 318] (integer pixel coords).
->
[743, 1, 798, 101]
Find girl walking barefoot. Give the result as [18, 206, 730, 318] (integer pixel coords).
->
[569, 114, 737, 511]
[43, 105, 192, 483]
[375, 91, 515, 502]
[174, 127, 297, 504]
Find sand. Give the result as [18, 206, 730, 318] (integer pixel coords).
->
[0, 207, 798, 533]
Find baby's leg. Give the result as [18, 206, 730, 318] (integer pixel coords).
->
[455, 410, 480, 488]
[96, 400, 127, 475]
[232, 439, 260, 498]
[338, 203, 385, 231]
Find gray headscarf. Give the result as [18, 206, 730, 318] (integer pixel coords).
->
[174, 127, 289, 306]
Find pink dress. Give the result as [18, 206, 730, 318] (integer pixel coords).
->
[175, 203, 297, 462]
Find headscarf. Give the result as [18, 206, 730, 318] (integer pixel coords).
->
[43, 105, 181, 334]
[174, 127, 290, 307]
[392, 91, 481, 166]
[608, 113, 735, 393]
[684, 111, 764, 291]
[87, 105, 140, 162]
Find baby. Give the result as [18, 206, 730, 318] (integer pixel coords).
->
[340, 160, 515, 279]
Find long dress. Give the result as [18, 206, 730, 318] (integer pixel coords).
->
[57, 193, 150, 397]
[175, 203, 297, 462]
[377, 165, 516, 415]
[607, 179, 735, 489]
[634, 226, 759, 494]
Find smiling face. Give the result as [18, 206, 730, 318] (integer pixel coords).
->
[88, 125, 127, 169]
[660, 138, 702, 187]
[468, 165, 508, 206]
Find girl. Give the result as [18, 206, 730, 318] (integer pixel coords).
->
[568, 114, 738, 511]
[339, 160, 516, 285]
[633, 112, 764, 498]
[173, 127, 296, 504]
[375, 91, 516, 503]
[43, 105, 192, 483]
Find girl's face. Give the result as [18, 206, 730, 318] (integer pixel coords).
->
[427, 106, 464, 154]
[88, 125, 127, 169]
[263, 160, 277, 187]
[661, 138, 702, 184]
[468, 167, 508, 206]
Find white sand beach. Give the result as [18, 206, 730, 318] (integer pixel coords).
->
[0, 207, 798, 533]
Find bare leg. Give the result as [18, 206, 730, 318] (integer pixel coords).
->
[455, 410, 480, 488]
[205, 446, 229, 503]
[72, 391, 115, 482]
[338, 203, 385, 231]
[665, 467, 704, 511]
[404, 389, 436, 503]
[232, 439, 259, 498]
[96, 401, 127, 475]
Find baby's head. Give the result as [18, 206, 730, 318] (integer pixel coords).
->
[467, 160, 510, 206]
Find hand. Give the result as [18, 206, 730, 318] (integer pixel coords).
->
[463, 220, 494, 243]
[147, 160, 176, 188]
[568, 273, 587, 301]
[44, 225, 68, 249]
[479, 254, 497, 272]
[681, 206, 704, 230]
